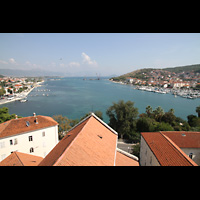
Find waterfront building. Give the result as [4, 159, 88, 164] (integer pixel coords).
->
[140, 131, 200, 166]
[0, 113, 58, 161]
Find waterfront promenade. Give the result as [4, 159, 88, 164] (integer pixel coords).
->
[0, 87, 34, 105]
[0, 81, 43, 106]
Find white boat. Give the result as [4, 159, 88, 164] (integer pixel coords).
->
[20, 99, 27, 103]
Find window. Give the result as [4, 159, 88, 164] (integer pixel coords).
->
[29, 136, 33, 141]
[0, 142, 5, 149]
[10, 140, 13, 145]
[14, 138, 18, 145]
[30, 147, 34, 153]
[42, 131, 45, 137]
[43, 141, 46, 147]
[189, 153, 194, 159]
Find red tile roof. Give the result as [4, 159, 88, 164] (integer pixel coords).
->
[39, 113, 139, 166]
[161, 131, 200, 148]
[141, 132, 198, 166]
[0, 152, 43, 166]
[0, 115, 58, 139]
[115, 148, 139, 166]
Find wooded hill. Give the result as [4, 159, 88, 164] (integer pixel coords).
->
[111, 64, 200, 81]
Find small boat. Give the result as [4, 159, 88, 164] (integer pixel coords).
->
[20, 99, 27, 103]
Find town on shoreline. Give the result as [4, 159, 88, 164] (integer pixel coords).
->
[0, 76, 44, 105]
[110, 67, 200, 99]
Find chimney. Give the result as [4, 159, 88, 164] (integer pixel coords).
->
[34, 117, 38, 124]
[15, 115, 18, 119]
[33, 112, 36, 117]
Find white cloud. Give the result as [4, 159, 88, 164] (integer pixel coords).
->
[0, 60, 8, 64]
[25, 61, 32, 66]
[9, 58, 17, 64]
[81, 52, 97, 66]
[68, 61, 80, 67]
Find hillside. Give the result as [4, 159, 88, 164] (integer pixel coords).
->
[111, 64, 200, 81]
[164, 64, 200, 73]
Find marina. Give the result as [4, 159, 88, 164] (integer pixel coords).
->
[136, 85, 200, 99]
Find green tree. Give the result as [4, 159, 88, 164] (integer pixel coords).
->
[196, 106, 200, 118]
[0, 88, 6, 96]
[106, 100, 138, 140]
[136, 117, 156, 132]
[153, 106, 165, 122]
[154, 122, 174, 131]
[0, 107, 17, 123]
[52, 115, 73, 140]
[161, 110, 176, 125]
[187, 114, 200, 127]
[145, 105, 153, 118]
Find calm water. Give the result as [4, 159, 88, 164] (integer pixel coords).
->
[1, 77, 200, 123]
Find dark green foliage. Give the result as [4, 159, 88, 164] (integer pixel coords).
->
[0, 107, 17, 123]
[106, 100, 138, 141]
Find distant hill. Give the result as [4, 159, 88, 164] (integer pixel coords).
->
[112, 64, 200, 80]
[0, 68, 63, 77]
[164, 64, 200, 73]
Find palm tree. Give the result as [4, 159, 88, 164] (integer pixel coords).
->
[153, 106, 165, 122]
[146, 105, 153, 117]
[196, 106, 200, 117]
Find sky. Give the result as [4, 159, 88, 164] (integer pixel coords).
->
[0, 33, 200, 76]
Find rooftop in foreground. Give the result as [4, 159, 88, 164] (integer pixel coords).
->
[141, 131, 198, 166]
[39, 113, 139, 166]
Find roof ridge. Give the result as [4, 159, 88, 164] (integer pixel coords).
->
[90, 113, 118, 135]
[14, 152, 24, 166]
[52, 116, 91, 166]
[160, 131, 198, 166]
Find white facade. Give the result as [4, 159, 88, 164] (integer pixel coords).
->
[0, 125, 58, 161]
[140, 136, 160, 166]
[181, 148, 200, 166]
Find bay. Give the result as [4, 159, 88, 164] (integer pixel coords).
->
[1, 77, 200, 123]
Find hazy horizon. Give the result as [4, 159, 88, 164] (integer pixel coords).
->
[1, 33, 200, 77]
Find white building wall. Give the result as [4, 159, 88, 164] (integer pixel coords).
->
[181, 148, 200, 166]
[0, 125, 58, 161]
[140, 136, 160, 166]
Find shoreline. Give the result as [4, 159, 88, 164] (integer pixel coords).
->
[0, 81, 44, 106]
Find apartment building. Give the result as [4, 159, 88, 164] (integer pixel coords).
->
[0, 113, 58, 161]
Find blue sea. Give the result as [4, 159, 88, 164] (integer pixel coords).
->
[1, 77, 200, 123]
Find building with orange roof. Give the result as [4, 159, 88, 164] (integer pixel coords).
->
[0, 113, 58, 162]
[0, 151, 43, 166]
[39, 113, 139, 166]
[140, 131, 199, 166]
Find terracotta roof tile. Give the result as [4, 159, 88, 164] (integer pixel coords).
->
[141, 132, 198, 166]
[0, 152, 43, 166]
[39, 114, 118, 166]
[0, 115, 58, 139]
[161, 131, 200, 148]
[115, 149, 139, 166]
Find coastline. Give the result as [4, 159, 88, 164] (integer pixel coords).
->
[0, 81, 43, 106]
